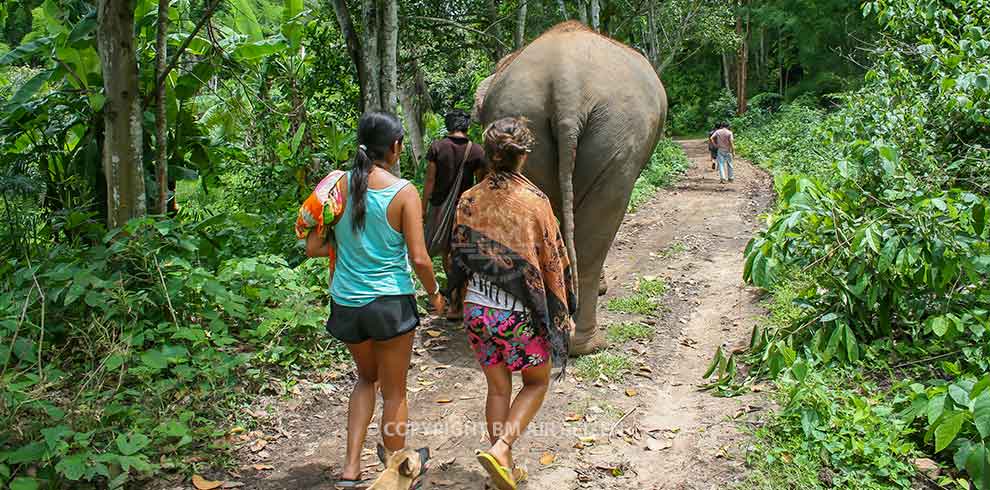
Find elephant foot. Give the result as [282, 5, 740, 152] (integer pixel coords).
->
[569, 330, 608, 356]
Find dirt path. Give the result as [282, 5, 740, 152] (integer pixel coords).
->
[184, 140, 774, 490]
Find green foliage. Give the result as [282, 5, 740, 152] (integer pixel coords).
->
[729, 1, 990, 487]
[0, 215, 344, 488]
[606, 277, 667, 315]
[606, 322, 654, 343]
[628, 139, 690, 212]
[574, 351, 632, 382]
[741, 367, 917, 490]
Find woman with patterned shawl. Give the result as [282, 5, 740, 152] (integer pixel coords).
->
[447, 117, 577, 490]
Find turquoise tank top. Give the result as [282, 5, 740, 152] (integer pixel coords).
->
[331, 172, 415, 307]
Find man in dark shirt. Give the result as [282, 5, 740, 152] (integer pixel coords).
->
[422, 110, 486, 320]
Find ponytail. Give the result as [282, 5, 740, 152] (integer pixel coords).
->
[350, 145, 373, 232]
[350, 112, 405, 232]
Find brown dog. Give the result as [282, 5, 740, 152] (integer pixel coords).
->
[367, 448, 428, 490]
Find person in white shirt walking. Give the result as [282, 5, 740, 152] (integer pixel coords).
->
[709, 122, 735, 184]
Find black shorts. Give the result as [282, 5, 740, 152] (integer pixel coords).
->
[709, 148, 718, 159]
[326, 295, 420, 344]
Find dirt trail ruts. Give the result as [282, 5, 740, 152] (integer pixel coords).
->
[158, 140, 774, 490]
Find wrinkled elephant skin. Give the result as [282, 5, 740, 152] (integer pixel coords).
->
[475, 22, 668, 355]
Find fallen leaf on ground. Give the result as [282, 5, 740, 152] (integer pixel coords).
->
[625, 388, 638, 397]
[249, 439, 267, 453]
[425, 330, 443, 337]
[228, 427, 245, 435]
[645, 437, 672, 451]
[435, 364, 452, 370]
[192, 475, 224, 490]
[221, 483, 244, 489]
[251, 464, 274, 471]
[435, 397, 453, 404]
[539, 452, 556, 465]
[565, 413, 582, 422]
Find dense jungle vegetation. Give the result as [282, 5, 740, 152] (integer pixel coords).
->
[0, 0, 987, 488]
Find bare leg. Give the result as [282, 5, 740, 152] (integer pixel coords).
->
[341, 340, 378, 481]
[488, 361, 551, 469]
[377, 331, 415, 453]
[481, 363, 513, 448]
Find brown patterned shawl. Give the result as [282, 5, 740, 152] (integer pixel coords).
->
[447, 171, 578, 371]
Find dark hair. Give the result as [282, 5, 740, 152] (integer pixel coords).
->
[483, 117, 535, 172]
[444, 110, 471, 133]
[351, 112, 405, 232]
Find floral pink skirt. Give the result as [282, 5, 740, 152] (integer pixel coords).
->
[463, 303, 551, 372]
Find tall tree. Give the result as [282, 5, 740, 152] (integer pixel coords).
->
[331, 0, 399, 114]
[515, 0, 528, 49]
[154, 0, 168, 214]
[97, 0, 147, 226]
[590, 0, 600, 31]
[735, 0, 749, 114]
[641, 0, 736, 75]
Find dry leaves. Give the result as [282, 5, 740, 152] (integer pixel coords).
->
[249, 439, 268, 453]
[425, 330, 443, 337]
[191, 475, 223, 490]
[539, 452, 556, 465]
[564, 413, 583, 422]
[625, 388, 638, 397]
[251, 464, 274, 471]
[435, 397, 453, 404]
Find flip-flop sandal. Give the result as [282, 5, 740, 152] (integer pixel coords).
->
[476, 450, 516, 490]
[410, 447, 431, 490]
[513, 466, 528, 484]
[334, 478, 370, 489]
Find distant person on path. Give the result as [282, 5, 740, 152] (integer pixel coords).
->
[707, 123, 719, 170]
[297, 112, 444, 489]
[422, 109, 487, 321]
[448, 117, 577, 490]
[710, 121, 735, 184]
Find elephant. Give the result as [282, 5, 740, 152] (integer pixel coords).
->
[474, 21, 667, 355]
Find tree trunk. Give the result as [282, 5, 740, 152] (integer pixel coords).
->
[154, 0, 168, 214]
[381, 0, 398, 113]
[361, 0, 382, 112]
[488, 0, 504, 61]
[590, 0, 600, 31]
[578, 0, 588, 25]
[98, 0, 147, 227]
[331, 0, 367, 107]
[515, 0, 528, 50]
[556, 0, 568, 20]
[722, 51, 731, 90]
[735, 1, 749, 114]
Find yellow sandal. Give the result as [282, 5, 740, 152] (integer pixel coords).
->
[476, 450, 516, 490]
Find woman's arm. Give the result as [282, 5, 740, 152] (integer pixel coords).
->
[305, 229, 331, 258]
[398, 186, 446, 312]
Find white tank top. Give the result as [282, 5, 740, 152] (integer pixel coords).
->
[464, 275, 526, 312]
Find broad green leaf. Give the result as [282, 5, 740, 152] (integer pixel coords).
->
[973, 375, 990, 400]
[0, 37, 53, 66]
[116, 433, 150, 456]
[935, 411, 966, 452]
[844, 324, 859, 362]
[41, 425, 73, 451]
[291, 122, 307, 155]
[791, 358, 808, 382]
[929, 394, 947, 425]
[975, 204, 986, 236]
[232, 37, 288, 60]
[231, 0, 264, 40]
[964, 443, 989, 490]
[7, 442, 46, 465]
[930, 315, 950, 337]
[974, 392, 990, 440]
[140, 349, 168, 370]
[10, 477, 40, 490]
[55, 452, 88, 480]
[8, 70, 54, 105]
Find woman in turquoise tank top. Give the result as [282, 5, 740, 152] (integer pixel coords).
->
[302, 113, 445, 488]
